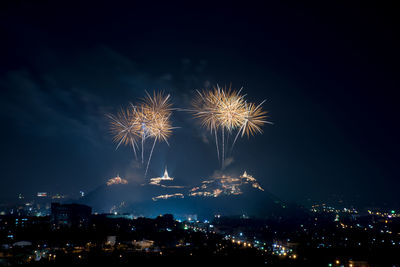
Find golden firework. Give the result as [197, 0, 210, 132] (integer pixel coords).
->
[192, 86, 249, 133]
[215, 87, 247, 132]
[147, 116, 174, 143]
[240, 101, 270, 137]
[138, 91, 175, 142]
[108, 107, 140, 151]
[191, 85, 271, 167]
[192, 88, 221, 134]
[108, 91, 175, 176]
[142, 91, 173, 117]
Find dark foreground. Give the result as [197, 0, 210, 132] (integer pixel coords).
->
[1, 211, 400, 266]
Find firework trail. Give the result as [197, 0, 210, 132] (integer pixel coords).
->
[145, 139, 157, 177]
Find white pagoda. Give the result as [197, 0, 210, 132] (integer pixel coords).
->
[150, 167, 174, 185]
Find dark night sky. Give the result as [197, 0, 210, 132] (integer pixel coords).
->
[0, 1, 399, 206]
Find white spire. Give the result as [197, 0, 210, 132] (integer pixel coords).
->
[150, 166, 173, 185]
[164, 166, 169, 178]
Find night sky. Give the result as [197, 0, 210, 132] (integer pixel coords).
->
[1, 1, 399, 206]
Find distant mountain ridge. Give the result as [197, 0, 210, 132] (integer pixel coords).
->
[80, 170, 287, 219]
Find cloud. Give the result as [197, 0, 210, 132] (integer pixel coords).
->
[222, 157, 235, 169]
[122, 159, 147, 185]
[201, 133, 210, 144]
[0, 70, 107, 148]
[210, 157, 236, 178]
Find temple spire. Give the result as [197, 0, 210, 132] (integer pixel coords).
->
[150, 166, 174, 185]
[164, 166, 168, 178]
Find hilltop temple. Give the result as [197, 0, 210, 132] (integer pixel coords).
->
[150, 167, 174, 185]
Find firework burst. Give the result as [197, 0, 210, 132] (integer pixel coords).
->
[241, 100, 271, 137]
[140, 91, 175, 175]
[107, 91, 174, 176]
[191, 85, 271, 168]
[107, 107, 140, 158]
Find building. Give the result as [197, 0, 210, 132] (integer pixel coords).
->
[50, 203, 92, 228]
[106, 174, 128, 186]
[37, 192, 47, 197]
[150, 167, 174, 185]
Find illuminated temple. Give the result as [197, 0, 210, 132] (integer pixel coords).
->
[150, 167, 186, 201]
[150, 167, 174, 185]
[189, 171, 264, 197]
[149, 167, 184, 188]
[150, 169, 264, 201]
[106, 175, 128, 186]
